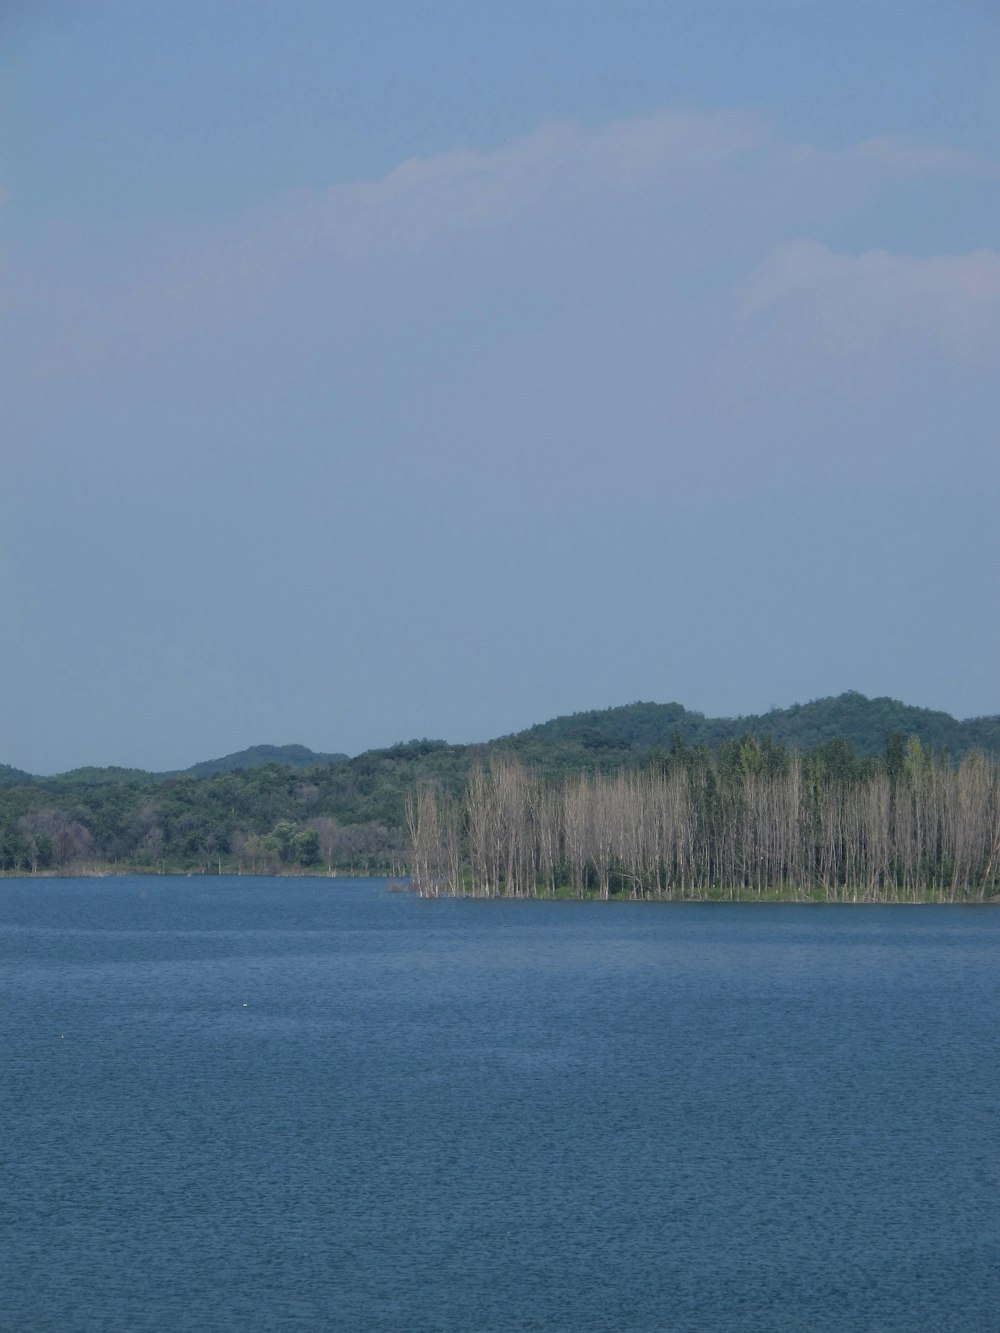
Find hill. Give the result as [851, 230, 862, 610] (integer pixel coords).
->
[497, 692, 1000, 768]
[165, 743, 350, 780]
[16, 744, 351, 789]
[2, 692, 999, 875]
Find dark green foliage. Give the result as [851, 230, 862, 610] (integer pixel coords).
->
[717, 734, 791, 781]
[804, 737, 872, 784]
[2, 693, 998, 874]
[47, 766, 152, 788]
[497, 692, 1000, 764]
[165, 743, 349, 780]
[292, 827, 320, 866]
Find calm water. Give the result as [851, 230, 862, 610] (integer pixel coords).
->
[1, 878, 998, 1332]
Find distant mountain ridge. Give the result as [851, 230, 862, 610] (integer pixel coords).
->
[4, 693, 1000, 786]
[1, 745, 350, 786]
[498, 692, 1000, 764]
[163, 743, 350, 780]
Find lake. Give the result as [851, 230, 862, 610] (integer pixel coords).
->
[2, 877, 997, 1331]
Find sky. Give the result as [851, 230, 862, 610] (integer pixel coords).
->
[3, 1, 1000, 773]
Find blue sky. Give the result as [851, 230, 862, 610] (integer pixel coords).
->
[4, 1, 999, 772]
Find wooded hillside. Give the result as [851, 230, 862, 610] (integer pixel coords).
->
[2, 693, 999, 879]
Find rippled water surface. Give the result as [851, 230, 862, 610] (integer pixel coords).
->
[2, 878, 998, 1331]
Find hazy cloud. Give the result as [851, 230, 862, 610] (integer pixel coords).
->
[258, 108, 768, 259]
[836, 136, 1000, 178]
[736, 241, 1000, 394]
[15, 107, 999, 393]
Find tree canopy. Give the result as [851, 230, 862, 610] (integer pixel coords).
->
[2, 693, 998, 877]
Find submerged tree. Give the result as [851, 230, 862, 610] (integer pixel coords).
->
[408, 743, 1000, 901]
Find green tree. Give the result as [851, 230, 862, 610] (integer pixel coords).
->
[293, 827, 320, 866]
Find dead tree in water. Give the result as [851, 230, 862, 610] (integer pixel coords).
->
[407, 747, 1000, 900]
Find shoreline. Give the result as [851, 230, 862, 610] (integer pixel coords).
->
[1, 868, 996, 904]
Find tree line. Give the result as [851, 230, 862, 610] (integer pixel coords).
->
[0, 760, 415, 876]
[407, 736, 1000, 901]
[4, 702, 1000, 883]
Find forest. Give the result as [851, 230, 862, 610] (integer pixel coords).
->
[408, 737, 1000, 901]
[1, 692, 999, 890]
